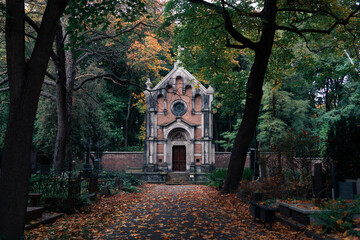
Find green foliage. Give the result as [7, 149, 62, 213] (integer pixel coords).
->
[312, 199, 360, 233]
[0, 92, 9, 163]
[207, 167, 253, 188]
[207, 168, 227, 188]
[216, 118, 242, 151]
[33, 99, 58, 158]
[98, 171, 142, 187]
[258, 82, 310, 152]
[327, 114, 360, 180]
[242, 168, 253, 181]
[65, 0, 146, 49]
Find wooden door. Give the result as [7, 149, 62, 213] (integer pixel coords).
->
[172, 146, 186, 171]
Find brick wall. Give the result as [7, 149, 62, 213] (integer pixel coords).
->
[101, 152, 250, 172]
[101, 152, 144, 172]
[215, 152, 250, 169]
[101, 151, 320, 172]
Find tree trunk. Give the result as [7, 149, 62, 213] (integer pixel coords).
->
[222, 0, 277, 193]
[64, 27, 75, 172]
[53, 25, 67, 172]
[124, 91, 132, 148]
[53, 21, 75, 172]
[0, 0, 68, 238]
[213, 116, 220, 151]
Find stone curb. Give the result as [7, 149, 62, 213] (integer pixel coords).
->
[276, 215, 338, 240]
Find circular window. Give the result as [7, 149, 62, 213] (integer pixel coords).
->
[171, 100, 187, 116]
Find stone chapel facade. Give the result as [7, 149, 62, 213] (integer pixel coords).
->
[144, 63, 215, 173]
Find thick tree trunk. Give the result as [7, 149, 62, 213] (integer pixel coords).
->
[222, 0, 277, 193]
[0, 0, 68, 238]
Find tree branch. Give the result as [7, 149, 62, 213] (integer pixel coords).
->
[40, 91, 56, 101]
[189, 0, 257, 50]
[0, 87, 9, 92]
[44, 79, 56, 87]
[276, 5, 360, 35]
[74, 73, 127, 91]
[0, 77, 8, 87]
[45, 71, 56, 81]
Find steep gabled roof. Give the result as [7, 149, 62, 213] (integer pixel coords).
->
[152, 63, 208, 93]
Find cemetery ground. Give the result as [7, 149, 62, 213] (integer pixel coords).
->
[26, 184, 311, 240]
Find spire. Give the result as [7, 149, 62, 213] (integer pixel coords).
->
[207, 85, 214, 94]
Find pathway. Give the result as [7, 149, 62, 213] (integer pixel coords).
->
[100, 185, 310, 240]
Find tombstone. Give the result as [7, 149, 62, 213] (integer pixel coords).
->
[250, 148, 259, 179]
[114, 178, 123, 189]
[88, 177, 99, 194]
[338, 181, 357, 200]
[312, 163, 322, 197]
[345, 179, 360, 196]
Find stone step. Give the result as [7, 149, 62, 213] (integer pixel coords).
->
[25, 212, 64, 230]
[167, 173, 189, 180]
[26, 207, 45, 222]
[168, 177, 189, 180]
[166, 182, 191, 185]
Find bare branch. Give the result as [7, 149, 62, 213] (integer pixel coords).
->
[74, 73, 150, 92]
[74, 73, 126, 91]
[40, 91, 56, 101]
[44, 79, 56, 87]
[0, 77, 8, 87]
[45, 71, 56, 81]
[0, 87, 9, 92]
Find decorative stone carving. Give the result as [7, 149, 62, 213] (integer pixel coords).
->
[171, 100, 187, 116]
[172, 132, 186, 141]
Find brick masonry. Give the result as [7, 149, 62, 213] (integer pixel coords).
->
[215, 152, 250, 169]
[101, 151, 250, 172]
[101, 152, 144, 172]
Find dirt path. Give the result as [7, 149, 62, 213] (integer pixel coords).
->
[100, 185, 311, 240]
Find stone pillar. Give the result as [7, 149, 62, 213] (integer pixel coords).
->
[164, 139, 167, 165]
[190, 139, 195, 164]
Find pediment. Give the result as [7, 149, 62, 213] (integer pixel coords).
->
[159, 118, 198, 129]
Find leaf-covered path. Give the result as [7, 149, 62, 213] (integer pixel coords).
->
[100, 185, 310, 240]
[26, 184, 312, 239]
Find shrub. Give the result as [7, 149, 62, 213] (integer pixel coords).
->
[98, 171, 141, 186]
[98, 171, 141, 193]
[312, 199, 360, 233]
[207, 168, 227, 188]
[242, 168, 253, 181]
[207, 167, 254, 189]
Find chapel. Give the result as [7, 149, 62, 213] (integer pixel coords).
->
[144, 62, 215, 173]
